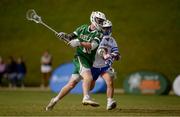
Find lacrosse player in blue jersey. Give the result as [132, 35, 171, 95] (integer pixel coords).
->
[90, 20, 120, 110]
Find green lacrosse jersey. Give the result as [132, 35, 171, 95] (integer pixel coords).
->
[73, 24, 103, 66]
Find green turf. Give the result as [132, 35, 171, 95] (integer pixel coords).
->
[0, 90, 179, 116]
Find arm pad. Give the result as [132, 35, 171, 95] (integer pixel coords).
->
[64, 33, 77, 41]
[60, 32, 77, 42]
[66, 33, 77, 40]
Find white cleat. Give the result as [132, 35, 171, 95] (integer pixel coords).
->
[82, 98, 100, 107]
[107, 100, 117, 110]
[45, 98, 57, 111]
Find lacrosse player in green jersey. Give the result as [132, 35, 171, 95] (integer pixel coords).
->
[46, 11, 106, 111]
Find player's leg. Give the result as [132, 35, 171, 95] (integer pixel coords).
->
[82, 70, 92, 97]
[41, 73, 46, 88]
[45, 72, 51, 87]
[54, 74, 80, 101]
[102, 72, 114, 99]
[44, 73, 48, 87]
[45, 74, 81, 111]
[90, 67, 101, 90]
[90, 80, 95, 90]
[101, 72, 116, 110]
[81, 69, 99, 106]
[76, 57, 99, 107]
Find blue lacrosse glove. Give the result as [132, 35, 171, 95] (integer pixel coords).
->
[105, 57, 113, 66]
[110, 52, 121, 61]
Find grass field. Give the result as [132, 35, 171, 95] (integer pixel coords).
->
[0, 89, 179, 116]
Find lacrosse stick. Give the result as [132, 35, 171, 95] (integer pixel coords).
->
[26, 9, 68, 43]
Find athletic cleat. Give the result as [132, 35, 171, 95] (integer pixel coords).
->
[45, 98, 57, 111]
[82, 98, 100, 107]
[107, 100, 117, 110]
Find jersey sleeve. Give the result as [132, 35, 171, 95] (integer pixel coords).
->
[111, 37, 119, 53]
[73, 25, 86, 36]
[110, 37, 121, 60]
[91, 32, 103, 45]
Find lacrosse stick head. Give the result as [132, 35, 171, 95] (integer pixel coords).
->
[26, 9, 42, 23]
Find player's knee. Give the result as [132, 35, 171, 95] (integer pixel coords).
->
[68, 81, 77, 89]
[106, 80, 113, 88]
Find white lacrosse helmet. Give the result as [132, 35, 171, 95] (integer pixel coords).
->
[102, 20, 112, 36]
[90, 11, 106, 31]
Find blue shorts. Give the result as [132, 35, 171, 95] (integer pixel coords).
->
[91, 66, 110, 81]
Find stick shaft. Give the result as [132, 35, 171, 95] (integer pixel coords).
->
[40, 21, 68, 43]
[40, 21, 58, 34]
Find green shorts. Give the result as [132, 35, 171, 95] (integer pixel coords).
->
[73, 55, 93, 74]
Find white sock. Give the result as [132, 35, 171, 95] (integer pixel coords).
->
[83, 95, 90, 100]
[107, 98, 113, 103]
[53, 96, 59, 102]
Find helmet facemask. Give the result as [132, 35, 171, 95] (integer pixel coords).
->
[102, 26, 112, 36]
[95, 17, 105, 27]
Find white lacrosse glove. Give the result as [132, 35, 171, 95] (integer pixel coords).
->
[68, 39, 81, 47]
[56, 32, 66, 39]
[56, 32, 70, 42]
